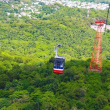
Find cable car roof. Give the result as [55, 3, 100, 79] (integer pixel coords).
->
[55, 55, 65, 59]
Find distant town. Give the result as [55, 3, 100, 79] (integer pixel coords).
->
[2, 0, 109, 19]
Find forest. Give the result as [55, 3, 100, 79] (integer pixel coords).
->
[0, 1, 110, 110]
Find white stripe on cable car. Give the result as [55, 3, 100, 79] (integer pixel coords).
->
[53, 69, 64, 70]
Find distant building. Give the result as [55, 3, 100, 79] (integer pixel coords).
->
[91, 24, 110, 32]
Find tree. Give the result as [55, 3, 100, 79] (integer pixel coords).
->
[40, 91, 57, 110]
[31, 89, 42, 110]
[0, 74, 9, 89]
[96, 95, 108, 109]
[9, 90, 29, 103]
[0, 98, 10, 109]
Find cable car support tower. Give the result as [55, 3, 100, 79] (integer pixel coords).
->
[89, 19, 105, 72]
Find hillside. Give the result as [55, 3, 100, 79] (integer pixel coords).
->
[0, 55, 110, 110]
[0, 1, 110, 110]
[0, 2, 110, 62]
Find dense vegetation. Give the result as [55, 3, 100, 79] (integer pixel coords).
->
[0, 2, 110, 62]
[1, 54, 110, 110]
[0, 1, 110, 109]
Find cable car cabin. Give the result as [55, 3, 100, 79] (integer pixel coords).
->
[53, 56, 65, 74]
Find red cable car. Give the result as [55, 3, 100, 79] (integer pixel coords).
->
[53, 44, 65, 74]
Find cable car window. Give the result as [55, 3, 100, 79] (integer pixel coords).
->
[54, 61, 57, 67]
[57, 61, 60, 68]
[60, 61, 64, 67]
[54, 58, 65, 69]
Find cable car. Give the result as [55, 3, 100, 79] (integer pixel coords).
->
[53, 56, 65, 74]
[53, 44, 65, 74]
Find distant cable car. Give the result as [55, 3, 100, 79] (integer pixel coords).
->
[53, 44, 65, 74]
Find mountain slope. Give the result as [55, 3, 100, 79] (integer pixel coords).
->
[0, 3, 110, 63]
[0, 2, 110, 110]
